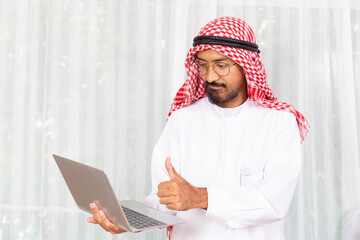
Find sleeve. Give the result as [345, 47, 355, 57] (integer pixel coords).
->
[143, 114, 181, 216]
[205, 114, 302, 228]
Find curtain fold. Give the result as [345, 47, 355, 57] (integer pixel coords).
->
[0, 0, 359, 239]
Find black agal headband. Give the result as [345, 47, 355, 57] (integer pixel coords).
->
[193, 35, 260, 53]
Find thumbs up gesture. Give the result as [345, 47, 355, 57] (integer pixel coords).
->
[157, 157, 208, 211]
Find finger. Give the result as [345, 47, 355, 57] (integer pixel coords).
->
[159, 196, 177, 205]
[165, 157, 179, 179]
[98, 209, 127, 234]
[158, 181, 171, 190]
[87, 217, 98, 224]
[90, 203, 103, 225]
[110, 228, 126, 234]
[98, 209, 115, 231]
[105, 221, 127, 234]
[157, 190, 170, 198]
[166, 202, 181, 211]
[90, 203, 112, 232]
[90, 203, 126, 234]
[157, 187, 178, 198]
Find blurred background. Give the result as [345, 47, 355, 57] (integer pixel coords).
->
[0, 0, 359, 239]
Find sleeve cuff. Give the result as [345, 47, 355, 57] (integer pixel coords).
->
[204, 186, 218, 220]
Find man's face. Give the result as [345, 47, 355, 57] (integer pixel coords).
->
[196, 49, 248, 108]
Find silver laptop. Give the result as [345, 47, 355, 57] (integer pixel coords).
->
[53, 154, 185, 233]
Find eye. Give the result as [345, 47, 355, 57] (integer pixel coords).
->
[215, 63, 228, 69]
[198, 62, 207, 68]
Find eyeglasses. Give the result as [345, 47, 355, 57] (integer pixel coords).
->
[193, 60, 237, 77]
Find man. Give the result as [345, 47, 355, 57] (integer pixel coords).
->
[88, 16, 310, 239]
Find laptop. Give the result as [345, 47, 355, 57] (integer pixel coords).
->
[53, 154, 185, 233]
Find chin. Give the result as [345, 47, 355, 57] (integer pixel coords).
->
[207, 94, 228, 105]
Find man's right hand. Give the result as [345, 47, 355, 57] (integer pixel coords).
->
[87, 202, 127, 235]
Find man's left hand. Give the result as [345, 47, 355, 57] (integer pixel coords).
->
[157, 157, 208, 211]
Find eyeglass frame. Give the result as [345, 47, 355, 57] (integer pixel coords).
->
[192, 59, 237, 77]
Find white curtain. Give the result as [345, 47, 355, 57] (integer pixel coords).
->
[0, 0, 359, 239]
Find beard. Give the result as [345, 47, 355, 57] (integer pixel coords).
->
[205, 81, 242, 106]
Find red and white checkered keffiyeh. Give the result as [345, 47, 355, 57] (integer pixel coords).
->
[168, 16, 309, 142]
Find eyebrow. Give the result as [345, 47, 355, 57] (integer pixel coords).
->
[196, 56, 231, 62]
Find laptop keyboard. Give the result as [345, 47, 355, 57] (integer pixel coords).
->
[122, 206, 166, 229]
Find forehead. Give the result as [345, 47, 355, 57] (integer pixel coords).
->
[196, 49, 230, 62]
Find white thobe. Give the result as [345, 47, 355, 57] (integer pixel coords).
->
[144, 97, 302, 240]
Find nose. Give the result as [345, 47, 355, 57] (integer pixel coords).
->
[203, 66, 220, 83]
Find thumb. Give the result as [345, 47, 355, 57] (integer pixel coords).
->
[165, 157, 179, 179]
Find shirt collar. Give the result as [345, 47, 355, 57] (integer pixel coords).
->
[206, 97, 251, 116]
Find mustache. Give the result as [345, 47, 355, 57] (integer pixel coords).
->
[204, 81, 226, 88]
